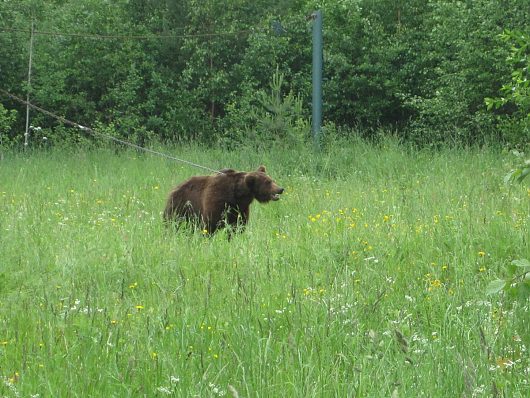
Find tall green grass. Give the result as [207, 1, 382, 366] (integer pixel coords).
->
[0, 142, 528, 397]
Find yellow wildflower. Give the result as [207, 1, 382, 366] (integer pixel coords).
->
[8, 372, 19, 384]
[430, 279, 442, 288]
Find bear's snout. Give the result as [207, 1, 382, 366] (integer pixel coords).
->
[271, 187, 284, 201]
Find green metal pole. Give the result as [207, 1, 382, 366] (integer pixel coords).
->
[312, 10, 323, 149]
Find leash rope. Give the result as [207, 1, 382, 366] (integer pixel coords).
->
[0, 88, 223, 174]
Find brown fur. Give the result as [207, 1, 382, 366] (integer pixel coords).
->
[163, 166, 284, 234]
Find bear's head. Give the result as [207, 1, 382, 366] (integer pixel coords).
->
[244, 166, 284, 203]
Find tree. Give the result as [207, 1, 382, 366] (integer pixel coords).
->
[485, 29, 530, 147]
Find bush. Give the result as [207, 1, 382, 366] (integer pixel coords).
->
[0, 104, 18, 150]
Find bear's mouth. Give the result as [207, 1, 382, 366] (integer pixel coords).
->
[270, 187, 284, 201]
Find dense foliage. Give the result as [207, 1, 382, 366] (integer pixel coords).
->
[0, 0, 529, 147]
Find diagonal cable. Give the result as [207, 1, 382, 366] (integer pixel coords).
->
[0, 88, 224, 174]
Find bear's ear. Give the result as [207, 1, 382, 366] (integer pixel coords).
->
[257, 165, 266, 173]
[245, 173, 256, 190]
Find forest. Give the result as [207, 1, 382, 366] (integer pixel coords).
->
[0, 0, 529, 149]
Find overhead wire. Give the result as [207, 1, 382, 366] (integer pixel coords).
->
[0, 26, 258, 40]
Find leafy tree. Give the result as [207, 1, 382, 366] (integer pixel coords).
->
[485, 29, 530, 147]
[1, 0, 530, 147]
[402, 0, 528, 146]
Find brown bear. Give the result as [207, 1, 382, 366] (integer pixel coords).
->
[163, 166, 284, 234]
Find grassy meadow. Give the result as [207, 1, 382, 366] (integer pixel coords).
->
[0, 141, 529, 397]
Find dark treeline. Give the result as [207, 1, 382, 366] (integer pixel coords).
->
[0, 0, 529, 148]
